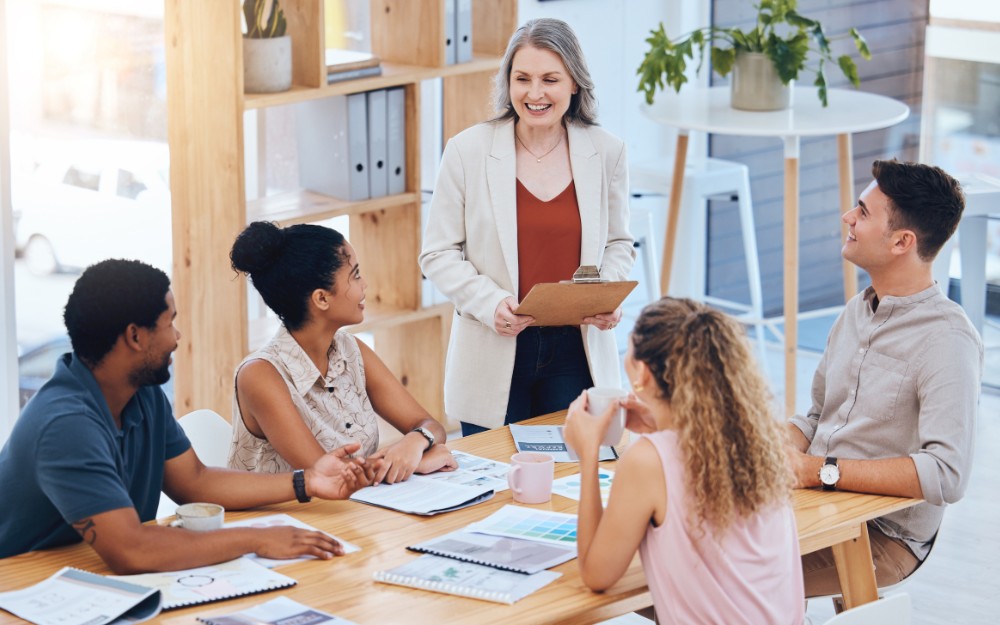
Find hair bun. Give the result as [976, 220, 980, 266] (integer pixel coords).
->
[230, 221, 286, 275]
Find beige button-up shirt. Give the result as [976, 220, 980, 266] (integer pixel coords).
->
[790, 283, 983, 559]
[228, 327, 379, 473]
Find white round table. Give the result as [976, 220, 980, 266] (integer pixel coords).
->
[643, 87, 909, 416]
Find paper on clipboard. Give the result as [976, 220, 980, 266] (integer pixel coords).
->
[515, 280, 638, 326]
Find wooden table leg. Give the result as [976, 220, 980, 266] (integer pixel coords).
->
[783, 138, 800, 418]
[660, 131, 689, 296]
[838, 133, 858, 302]
[832, 522, 880, 609]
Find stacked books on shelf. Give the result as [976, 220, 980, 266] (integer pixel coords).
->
[296, 86, 406, 202]
[325, 49, 382, 84]
[374, 505, 578, 604]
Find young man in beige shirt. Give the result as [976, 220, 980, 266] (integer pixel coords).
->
[786, 160, 984, 595]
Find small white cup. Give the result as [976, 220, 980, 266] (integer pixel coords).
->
[587, 387, 627, 448]
[170, 503, 224, 531]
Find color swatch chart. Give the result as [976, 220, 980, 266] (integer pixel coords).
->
[552, 469, 615, 507]
[468, 505, 577, 545]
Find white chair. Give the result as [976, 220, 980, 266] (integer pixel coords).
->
[822, 593, 912, 625]
[156, 409, 234, 518]
[629, 203, 661, 306]
[631, 156, 769, 367]
[813, 532, 936, 618]
[177, 408, 233, 466]
[932, 173, 1000, 336]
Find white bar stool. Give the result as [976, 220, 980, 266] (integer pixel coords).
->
[932, 173, 1000, 336]
[628, 202, 661, 306]
[631, 157, 768, 365]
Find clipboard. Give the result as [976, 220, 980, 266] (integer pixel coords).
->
[515, 266, 638, 327]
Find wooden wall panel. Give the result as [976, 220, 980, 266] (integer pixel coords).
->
[370, 0, 444, 67]
[375, 316, 449, 427]
[283, 0, 325, 88]
[707, 0, 928, 314]
[165, 1, 247, 418]
[443, 71, 496, 143]
[349, 206, 422, 311]
[474, 0, 519, 56]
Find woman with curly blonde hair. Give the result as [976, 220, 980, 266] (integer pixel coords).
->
[564, 297, 804, 624]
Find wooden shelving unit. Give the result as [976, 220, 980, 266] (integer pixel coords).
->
[164, 0, 517, 425]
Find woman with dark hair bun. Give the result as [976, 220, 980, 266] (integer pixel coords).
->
[227, 221, 456, 484]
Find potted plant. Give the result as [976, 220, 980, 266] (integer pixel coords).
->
[242, 0, 292, 94]
[636, 0, 871, 110]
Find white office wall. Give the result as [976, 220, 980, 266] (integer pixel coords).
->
[0, 0, 18, 444]
[929, 0, 1000, 23]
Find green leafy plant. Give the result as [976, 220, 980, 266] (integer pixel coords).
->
[637, 0, 870, 107]
[243, 0, 287, 39]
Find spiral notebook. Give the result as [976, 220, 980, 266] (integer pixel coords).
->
[112, 557, 296, 610]
[407, 530, 576, 574]
[373, 555, 560, 605]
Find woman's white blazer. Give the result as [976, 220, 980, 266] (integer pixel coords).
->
[419, 119, 635, 429]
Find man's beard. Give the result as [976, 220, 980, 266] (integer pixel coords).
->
[130, 355, 172, 387]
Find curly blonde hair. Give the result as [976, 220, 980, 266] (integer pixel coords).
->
[630, 297, 790, 533]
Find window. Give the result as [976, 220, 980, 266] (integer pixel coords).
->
[6, 0, 172, 416]
[62, 165, 101, 191]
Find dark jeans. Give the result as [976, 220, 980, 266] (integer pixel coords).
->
[461, 326, 593, 437]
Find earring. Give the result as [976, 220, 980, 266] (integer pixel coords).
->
[632, 379, 644, 393]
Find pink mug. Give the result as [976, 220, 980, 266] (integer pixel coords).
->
[508, 452, 555, 504]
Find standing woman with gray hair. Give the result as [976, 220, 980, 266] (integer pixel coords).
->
[420, 18, 634, 435]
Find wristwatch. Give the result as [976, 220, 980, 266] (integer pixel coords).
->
[411, 426, 435, 450]
[292, 469, 311, 503]
[819, 456, 841, 491]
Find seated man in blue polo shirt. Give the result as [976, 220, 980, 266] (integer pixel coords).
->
[0, 259, 378, 573]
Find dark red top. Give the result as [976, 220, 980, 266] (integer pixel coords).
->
[516, 179, 581, 302]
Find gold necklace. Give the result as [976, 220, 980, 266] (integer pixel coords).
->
[515, 131, 564, 163]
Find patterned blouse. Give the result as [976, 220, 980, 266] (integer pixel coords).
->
[227, 326, 380, 473]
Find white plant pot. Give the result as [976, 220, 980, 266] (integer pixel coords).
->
[243, 35, 292, 94]
[730, 52, 790, 111]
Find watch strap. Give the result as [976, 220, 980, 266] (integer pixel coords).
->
[821, 456, 838, 491]
[292, 469, 311, 503]
[411, 426, 434, 450]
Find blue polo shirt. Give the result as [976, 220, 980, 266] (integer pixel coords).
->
[0, 353, 190, 558]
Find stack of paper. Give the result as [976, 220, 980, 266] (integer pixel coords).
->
[374, 505, 578, 604]
[349, 452, 507, 515]
[509, 424, 618, 462]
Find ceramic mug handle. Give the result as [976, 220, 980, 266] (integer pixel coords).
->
[508, 464, 523, 496]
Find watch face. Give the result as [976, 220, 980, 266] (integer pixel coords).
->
[819, 464, 841, 485]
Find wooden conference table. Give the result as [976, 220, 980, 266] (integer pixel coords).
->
[0, 413, 920, 624]
[643, 87, 909, 417]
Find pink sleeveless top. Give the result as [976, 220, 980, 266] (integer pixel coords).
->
[638, 430, 804, 625]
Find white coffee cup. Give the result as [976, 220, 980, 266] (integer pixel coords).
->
[587, 387, 627, 448]
[170, 502, 224, 531]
